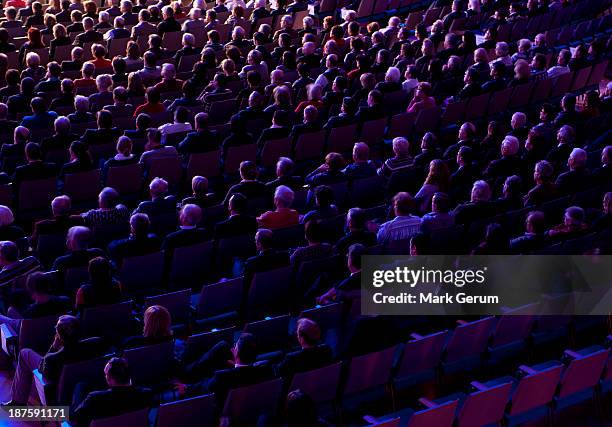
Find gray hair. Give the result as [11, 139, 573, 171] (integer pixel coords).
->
[51, 195, 72, 216]
[54, 116, 71, 133]
[471, 180, 491, 202]
[149, 177, 169, 196]
[274, 185, 294, 208]
[385, 66, 401, 83]
[74, 95, 90, 112]
[0, 206, 15, 227]
[180, 204, 202, 226]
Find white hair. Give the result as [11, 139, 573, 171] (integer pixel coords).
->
[74, 95, 90, 111]
[183, 32, 195, 46]
[51, 195, 71, 216]
[54, 116, 71, 132]
[99, 11, 110, 22]
[386, 66, 400, 83]
[181, 204, 202, 226]
[274, 185, 294, 208]
[26, 52, 40, 67]
[0, 206, 14, 227]
[149, 177, 169, 196]
[392, 137, 409, 155]
[502, 135, 520, 156]
[569, 147, 587, 166]
[472, 180, 491, 202]
[96, 74, 113, 91]
[511, 111, 527, 128]
[161, 63, 176, 79]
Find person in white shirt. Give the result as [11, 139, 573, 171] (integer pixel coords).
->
[377, 192, 422, 245]
[547, 49, 571, 79]
[158, 106, 193, 145]
[402, 65, 419, 95]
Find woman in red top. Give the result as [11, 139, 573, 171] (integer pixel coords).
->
[133, 87, 166, 117]
[295, 84, 325, 113]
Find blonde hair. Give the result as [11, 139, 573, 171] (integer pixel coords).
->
[143, 305, 172, 338]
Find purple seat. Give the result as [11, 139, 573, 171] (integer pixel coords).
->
[508, 82, 535, 109]
[90, 408, 149, 427]
[119, 251, 165, 293]
[144, 289, 191, 324]
[149, 157, 182, 186]
[272, 223, 305, 249]
[124, 341, 175, 386]
[531, 78, 553, 103]
[456, 382, 512, 427]
[359, 117, 388, 147]
[18, 177, 56, 211]
[587, 60, 608, 87]
[168, 240, 214, 288]
[405, 399, 458, 427]
[106, 163, 144, 194]
[299, 303, 343, 334]
[487, 87, 513, 116]
[209, 98, 237, 124]
[414, 107, 441, 134]
[327, 123, 358, 154]
[195, 277, 243, 320]
[1, 315, 58, 359]
[0, 184, 12, 207]
[465, 93, 490, 120]
[216, 234, 257, 270]
[260, 137, 292, 168]
[443, 316, 495, 373]
[183, 326, 237, 364]
[394, 330, 447, 391]
[246, 266, 294, 318]
[224, 143, 257, 174]
[550, 72, 574, 98]
[350, 175, 387, 207]
[289, 362, 342, 404]
[441, 100, 466, 125]
[63, 169, 101, 203]
[156, 394, 216, 427]
[370, 418, 401, 427]
[387, 112, 417, 138]
[222, 378, 283, 423]
[555, 348, 609, 410]
[343, 346, 396, 399]
[243, 314, 290, 353]
[294, 130, 327, 162]
[571, 65, 592, 92]
[187, 150, 222, 179]
[488, 303, 539, 361]
[43, 355, 109, 405]
[82, 300, 135, 341]
[63, 265, 90, 295]
[505, 364, 563, 426]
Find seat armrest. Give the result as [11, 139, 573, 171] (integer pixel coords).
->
[418, 397, 436, 408]
[563, 350, 582, 360]
[410, 332, 424, 340]
[519, 365, 538, 375]
[0, 323, 18, 356]
[470, 381, 488, 391]
[456, 319, 468, 325]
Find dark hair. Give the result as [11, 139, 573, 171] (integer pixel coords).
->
[229, 193, 247, 213]
[106, 357, 131, 385]
[25, 141, 42, 161]
[314, 185, 334, 208]
[26, 271, 52, 295]
[348, 243, 365, 269]
[304, 220, 324, 243]
[286, 390, 317, 427]
[88, 256, 113, 288]
[235, 333, 257, 364]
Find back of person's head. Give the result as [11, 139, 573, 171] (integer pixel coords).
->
[471, 180, 491, 202]
[325, 152, 344, 172]
[296, 318, 321, 347]
[431, 192, 451, 213]
[274, 185, 294, 208]
[0, 240, 18, 264]
[180, 204, 202, 226]
[98, 186, 120, 208]
[234, 332, 257, 364]
[143, 305, 172, 338]
[255, 228, 274, 251]
[347, 207, 366, 231]
[347, 243, 365, 271]
[104, 357, 131, 386]
[88, 256, 113, 287]
[136, 113, 151, 130]
[304, 220, 324, 244]
[286, 390, 317, 427]
[51, 195, 71, 217]
[30, 97, 46, 114]
[239, 161, 258, 180]
[564, 206, 584, 225]
[526, 210, 546, 234]
[56, 315, 80, 345]
[229, 193, 247, 214]
[25, 141, 42, 162]
[130, 212, 150, 236]
[314, 185, 334, 208]
[393, 192, 415, 216]
[67, 225, 91, 251]
[26, 271, 52, 297]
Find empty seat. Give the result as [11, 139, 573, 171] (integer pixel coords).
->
[90, 408, 149, 427]
[119, 251, 165, 294]
[168, 240, 214, 288]
[144, 289, 191, 325]
[222, 378, 283, 424]
[156, 394, 216, 427]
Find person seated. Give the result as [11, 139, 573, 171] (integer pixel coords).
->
[420, 192, 455, 233]
[80, 109, 122, 147]
[74, 16, 103, 46]
[265, 157, 303, 192]
[484, 135, 523, 188]
[214, 194, 258, 240]
[443, 122, 479, 161]
[41, 116, 78, 158]
[34, 61, 62, 93]
[406, 82, 436, 113]
[52, 225, 105, 272]
[257, 185, 299, 229]
[178, 112, 219, 155]
[101, 136, 138, 182]
[452, 180, 497, 226]
[355, 89, 386, 123]
[158, 106, 192, 145]
[242, 228, 290, 281]
[290, 220, 334, 267]
[4, 315, 104, 406]
[75, 256, 122, 311]
[103, 86, 134, 117]
[472, 222, 510, 255]
[162, 204, 208, 259]
[68, 95, 96, 124]
[133, 177, 177, 223]
[302, 185, 338, 223]
[547, 206, 589, 242]
[122, 305, 173, 349]
[547, 49, 571, 79]
[592, 146, 611, 185]
[257, 110, 291, 152]
[124, 112, 151, 144]
[138, 128, 179, 174]
[80, 187, 130, 228]
[133, 86, 165, 117]
[377, 137, 413, 178]
[323, 96, 357, 129]
[493, 175, 523, 212]
[12, 142, 57, 191]
[153, 63, 183, 94]
[181, 176, 217, 209]
[0, 272, 69, 331]
[73, 357, 154, 426]
[104, 15, 130, 40]
[591, 192, 612, 232]
[173, 32, 200, 63]
[59, 141, 95, 180]
[317, 243, 364, 305]
[334, 208, 377, 256]
[342, 142, 376, 179]
[88, 74, 114, 112]
[20, 97, 59, 130]
[290, 105, 321, 141]
[546, 125, 575, 174]
[276, 318, 332, 377]
[61, 46, 84, 73]
[31, 196, 78, 248]
[306, 152, 347, 187]
[108, 213, 161, 265]
[556, 148, 592, 195]
[510, 210, 548, 254]
[376, 192, 421, 246]
[481, 61, 507, 93]
[220, 116, 254, 162]
[223, 161, 267, 205]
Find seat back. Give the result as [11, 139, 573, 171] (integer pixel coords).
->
[406, 400, 458, 427]
[558, 349, 609, 398]
[550, 72, 574, 97]
[187, 150, 221, 179]
[18, 178, 57, 211]
[387, 112, 416, 138]
[294, 130, 326, 162]
[222, 378, 283, 422]
[397, 330, 447, 379]
[465, 93, 490, 120]
[247, 266, 293, 318]
[490, 303, 538, 348]
[119, 251, 165, 293]
[487, 87, 513, 116]
[508, 81, 535, 109]
[36, 233, 67, 267]
[106, 163, 143, 194]
[414, 107, 441, 134]
[168, 240, 214, 287]
[457, 382, 512, 427]
[344, 346, 396, 396]
[196, 277, 244, 319]
[18, 315, 59, 355]
[63, 265, 90, 295]
[225, 143, 257, 174]
[91, 222, 131, 249]
[183, 327, 236, 365]
[508, 364, 563, 416]
[156, 394, 216, 427]
[260, 137, 292, 168]
[63, 169, 101, 203]
[82, 301, 134, 341]
[57, 356, 109, 404]
[289, 362, 342, 404]
[272, 223, 305, 249]
[327, 124, 358, 154]
[299, 303, 343, 333]
[359, 117, 388, 147]
[90, 408, 149, 427]
[350, 175, 386, 207]
[124, 341, 175, 386]
[243, 314, 290, 353]
[445, 316, 495, 364]
[144, 289, 191, 324]
[149, 157, 182, 186]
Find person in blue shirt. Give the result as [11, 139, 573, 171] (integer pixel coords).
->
[20, 97, 58, 130]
